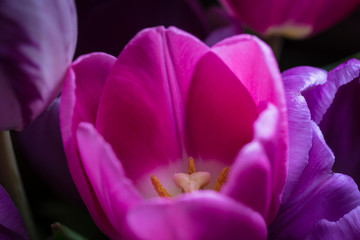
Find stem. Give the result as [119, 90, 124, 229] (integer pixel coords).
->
[0, 131, 38, 240]
[264, 35, 284, 62]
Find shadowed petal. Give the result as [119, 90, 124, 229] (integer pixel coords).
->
[76, 122, 142, 238]
[307, 206, 360, 239]
[126, 191, 267, 240]
[302, 59, 360, 124]
[12, 98, 79, 201]
[269, 124, 360, 239]
[0, 185, 27, 240]
[95, 27, 209, 182]
[319, 66, 360, 186]
[60, 53, 117, 238]
[0, 0, 77, 130]
[185, 51, 257, 164]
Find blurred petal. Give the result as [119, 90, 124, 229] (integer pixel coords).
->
[307, 206, 360, 239]
[269, 124, 360, 239]
[75, 0, 210, 56]
[0, 185, 27, 240]
[281, 66, 327, 202]
[204, 6, 243, 46]
[95, 27, 208, 182]
[221, 0, 359, 38]
[0, 0, 77, 130]
[76, 122, 142, 238]
[12, 98, 79, 201]
[127, 191, 267, 240]
[185, 51, 257, 164]
[60, 53, 117, 238]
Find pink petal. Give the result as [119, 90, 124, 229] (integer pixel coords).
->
[127, 191, 267, 240]
[253, 103, 287, 223]
[221, 140, 271, 218]
[185, 51, 257, 164]
[95, 26, 209, 182]
[76, 122, 143, 238]
[60, 53, 117, 238]
[0, 0, 77, 130]
[210, 38, 289, 206]
[211, 34, 285, 109]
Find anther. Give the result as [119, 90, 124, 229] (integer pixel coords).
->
[151, 175, 171, 197]
[214, 167, 230, 191]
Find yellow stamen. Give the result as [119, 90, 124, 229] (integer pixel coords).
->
[150, 175, 171, 197]
[188, 157, 196, 174]
[214, 167, 230, 191]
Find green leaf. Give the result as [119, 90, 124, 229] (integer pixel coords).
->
[51, 222, 88, 240]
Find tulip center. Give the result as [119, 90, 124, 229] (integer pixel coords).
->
[151, 157, 229, 197]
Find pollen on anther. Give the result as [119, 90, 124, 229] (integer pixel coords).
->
[215, 167, 230, 191]
[188, 157, 196, 174]
[150, 175, 171, 197]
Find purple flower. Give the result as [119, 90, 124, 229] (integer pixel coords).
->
[269, 59, 360, 239]
[0, 0, 77, 130]
[60, 26, 288, 239]
[0, 185, 27, 239]
[220, 0, 360, 38]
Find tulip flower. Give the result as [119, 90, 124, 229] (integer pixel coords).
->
[269, 59, 360, 239]
[220, 0, 360, 38]
[0, 185, 27, 239]
[0, 0, 77, 130]
[60, 26, 288, 239]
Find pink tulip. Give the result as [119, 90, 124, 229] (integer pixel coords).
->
[60, 26, 288, 239]
[220, 0, 360, 38]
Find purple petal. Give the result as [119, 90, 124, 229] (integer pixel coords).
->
[95, 27, 208, 182]
[126, 191, 267, 240]
[0, 185, 27, 240]
[11, 98, 79, 201]
[269, 123, 360, 239]
[302, 59, 360, 124]
[0, 0, 77, 130]
[307, 206, 360, 239]
[281, 66, 327, 202]
[76, 122, 142, 239]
